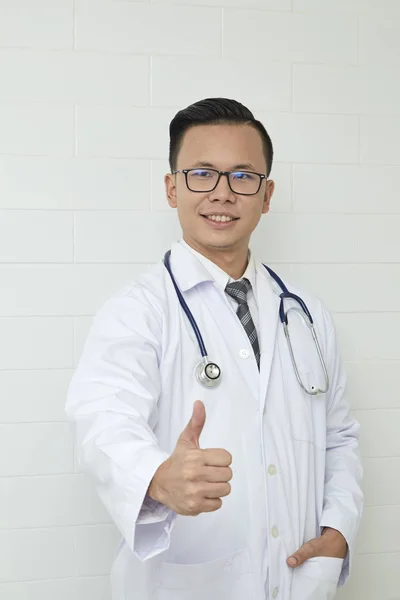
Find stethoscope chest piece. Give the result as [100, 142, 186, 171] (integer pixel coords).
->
[195, 359, 222, 388]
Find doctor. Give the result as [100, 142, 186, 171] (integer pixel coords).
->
[66, 97, 363, 600]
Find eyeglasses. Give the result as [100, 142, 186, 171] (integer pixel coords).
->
[173, 168, 267, 196]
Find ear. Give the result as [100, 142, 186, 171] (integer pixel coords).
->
[165, 173, 177, 209]
[262, 179, 275, 215]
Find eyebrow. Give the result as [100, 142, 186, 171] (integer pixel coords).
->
[191, 161, 257, 171]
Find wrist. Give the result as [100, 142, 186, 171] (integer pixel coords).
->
[147, 477, 163, 503]
[321, 527, 348, 558]
[147, 460, 168, 504]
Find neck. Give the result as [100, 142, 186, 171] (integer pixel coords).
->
[183, 236, 249, 280]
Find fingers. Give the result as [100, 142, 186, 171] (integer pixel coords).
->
[287, 538, 322, 568]
[197, 466, 233, 483]
[178, 401, 206, 449]
[202, 448, 232, 467]
[190, 400, 206, 441]
[200, 499, 223, 513]
[204, 482, 231, 499]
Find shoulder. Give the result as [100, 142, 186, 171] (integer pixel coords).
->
[93, 261, 168, 332]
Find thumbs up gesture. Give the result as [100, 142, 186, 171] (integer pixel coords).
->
[147, 401, 233, 516]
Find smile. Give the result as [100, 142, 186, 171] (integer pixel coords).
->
[204, 215, 237, 222]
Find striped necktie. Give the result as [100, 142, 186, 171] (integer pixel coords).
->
[225, 278, 260, 370]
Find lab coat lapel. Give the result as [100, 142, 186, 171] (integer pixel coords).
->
[256, 263, 281, 412]
[168, 242, 214, 291]
[168, 242, 260, 401]
[196, 283, 260, 401]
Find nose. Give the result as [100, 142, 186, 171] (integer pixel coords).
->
[209, 173, 236, 203]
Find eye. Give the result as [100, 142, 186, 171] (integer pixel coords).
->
[231, 171, 256, 181]
[190, 169, 213, 178]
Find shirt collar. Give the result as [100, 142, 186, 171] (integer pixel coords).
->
[179, 239, 257, 294]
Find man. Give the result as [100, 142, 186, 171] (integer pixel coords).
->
[66, 98, 363, 600]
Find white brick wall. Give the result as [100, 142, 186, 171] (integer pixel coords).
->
[1, 1, 399, 598]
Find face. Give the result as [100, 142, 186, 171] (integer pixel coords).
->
[165, 123, 275, 257]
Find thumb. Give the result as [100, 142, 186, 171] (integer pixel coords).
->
[287, 538, 320, 569]
[178, 400, 206, 449]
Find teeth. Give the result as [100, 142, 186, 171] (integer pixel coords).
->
[207, 215, 233, 222]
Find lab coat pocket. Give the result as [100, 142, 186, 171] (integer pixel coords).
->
[290, 556, 343, 600]
[153, 548, 255, 600]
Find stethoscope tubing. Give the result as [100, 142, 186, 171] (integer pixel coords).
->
[163, 250, 329, 395]
[164, 251, 208, 358]
[164, 250, 312, 345]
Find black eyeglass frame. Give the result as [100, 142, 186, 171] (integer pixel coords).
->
[172, 168, 268, 196]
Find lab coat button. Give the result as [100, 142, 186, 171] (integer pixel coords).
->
[271, 526, 279, 538]
[268, 464, 277, 476]
[272, 587, 279, 598]
[239, 348, 250, 359]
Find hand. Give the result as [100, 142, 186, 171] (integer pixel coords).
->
[287, 527, 348, 568]
[148, 400, 233, 516]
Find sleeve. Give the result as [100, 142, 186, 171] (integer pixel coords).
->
[65, 285, 177, 562]
[319, 306, 364, 587]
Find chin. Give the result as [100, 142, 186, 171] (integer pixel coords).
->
[204, 237, 239, 250]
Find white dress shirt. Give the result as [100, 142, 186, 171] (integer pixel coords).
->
[180, 240, 260, 341]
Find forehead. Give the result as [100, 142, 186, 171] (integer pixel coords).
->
[177, 123, 265, 170]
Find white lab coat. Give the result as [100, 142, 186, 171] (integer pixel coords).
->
[66, 241, 363, 600]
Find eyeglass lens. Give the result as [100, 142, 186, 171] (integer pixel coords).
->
[186, 169, 261, 194]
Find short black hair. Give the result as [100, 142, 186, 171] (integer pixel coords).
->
[169, 97, 274, 176]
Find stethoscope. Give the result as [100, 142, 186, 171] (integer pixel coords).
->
[163, 250, 329, 396]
